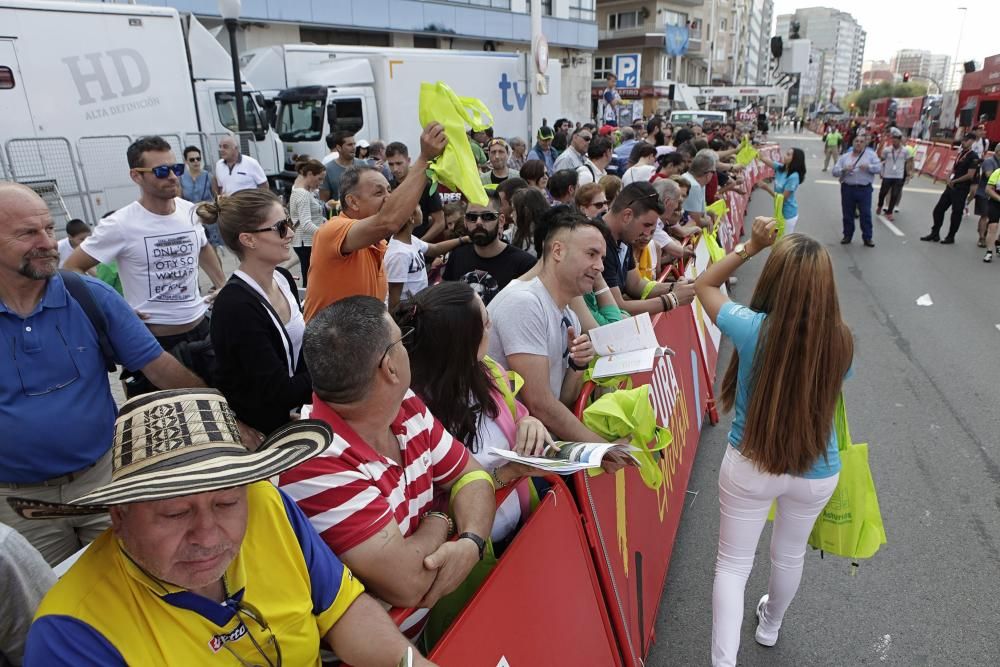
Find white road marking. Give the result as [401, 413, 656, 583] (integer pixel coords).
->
[916, 293, 933, 306]
[877, 214, 905, 237]
[813, 179, 941, 194]
[995, 324, 1000, 334]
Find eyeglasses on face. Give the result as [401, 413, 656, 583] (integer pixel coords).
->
[465, 211, 499, 223]
[379, 326, 415, 368]
[588, 199, 609, 210]
[578, 134, 593, 142]
[134, 163, 185, 179]
[187, 156, 202, 163]
[245, 218, 297, 238]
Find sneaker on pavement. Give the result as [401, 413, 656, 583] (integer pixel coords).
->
[863, 239, 875, 247]
[755, 595, 779, 647]
[885, 213, 894, 222]
[985, 251, 993, 263]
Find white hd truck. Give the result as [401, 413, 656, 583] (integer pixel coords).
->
[241, 44, 562, 164]
[0, 0, 282, 225]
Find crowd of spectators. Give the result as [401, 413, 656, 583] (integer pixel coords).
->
[0, 111, 763, 665]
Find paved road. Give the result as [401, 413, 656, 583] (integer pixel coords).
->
[648, 131, 1000, 666]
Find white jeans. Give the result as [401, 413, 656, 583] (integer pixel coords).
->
[711, 446, 838, 666]
[784, 216, 799, 235]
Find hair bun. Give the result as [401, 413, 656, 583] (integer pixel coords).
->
[195, 200, 221, 224]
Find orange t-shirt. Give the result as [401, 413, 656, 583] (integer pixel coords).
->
[304, 215, 387, 321]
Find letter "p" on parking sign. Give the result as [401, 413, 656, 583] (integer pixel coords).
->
[613, 54, 642, 88]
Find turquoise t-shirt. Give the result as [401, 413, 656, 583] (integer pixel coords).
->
[773, 162, 800, 219]
[716, 301, 844, 479]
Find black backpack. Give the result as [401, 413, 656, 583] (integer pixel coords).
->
[60, 269, 117, 372]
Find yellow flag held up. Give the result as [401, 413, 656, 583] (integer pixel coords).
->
[774, 193, 786, 239]
[418, 81, 493, 206]
[702, 227, 726, 263]
[734, 136, 759, 167]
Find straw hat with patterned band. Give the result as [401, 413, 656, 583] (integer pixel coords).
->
[7, 389, 331, 519]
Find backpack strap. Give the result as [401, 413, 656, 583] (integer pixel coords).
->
[59, 270, 116, 372]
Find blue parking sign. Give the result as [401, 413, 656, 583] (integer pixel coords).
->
[613, 54, 641, 88]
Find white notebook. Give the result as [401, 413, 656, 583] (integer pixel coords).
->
[588, 312, 674, 379]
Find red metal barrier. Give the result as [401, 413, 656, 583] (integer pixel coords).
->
[570, 304, 706, 665]
[428, 477, 623, 666]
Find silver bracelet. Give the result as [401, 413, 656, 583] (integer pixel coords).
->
[594, 286, 611, 296]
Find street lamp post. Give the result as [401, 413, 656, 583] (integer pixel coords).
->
[219, 0, 248, 134]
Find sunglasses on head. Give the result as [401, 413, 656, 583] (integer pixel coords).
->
[245, 218, 297, 238]
[465, 211, 499, 223]
[134, 163, 185, 179]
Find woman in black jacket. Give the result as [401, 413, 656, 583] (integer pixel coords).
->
[198, 190, 312, 436]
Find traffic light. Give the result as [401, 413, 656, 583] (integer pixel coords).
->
[903, 72, 911, 82]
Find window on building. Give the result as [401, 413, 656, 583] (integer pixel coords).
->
[664, 11, 687, 27]
[0, 66, 14, 90]
[720, 18, 727, 31]
[660, 55, 674, 81]
[569, 0, 595, 21]
[300, 28, 390, 47]
[214, 92, 267, 140]
[594, 56, 614, 80]
[541, 0, 553, 16]
[414, 35, 438, 49]
[608, 10, 644, 31]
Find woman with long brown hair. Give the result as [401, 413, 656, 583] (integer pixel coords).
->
[694, 218, 854, 667]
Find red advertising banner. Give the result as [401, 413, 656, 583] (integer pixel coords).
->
[571, 305, 705, 665]
[428, 478, 622, 666]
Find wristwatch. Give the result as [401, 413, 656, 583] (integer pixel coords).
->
[458, 531, 487, 561]
[567, 357, 589, 372]
[734, 242, 751, 261]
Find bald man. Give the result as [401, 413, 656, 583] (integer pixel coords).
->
[215, 134, 269, 195]
[0, 182, 204, 565]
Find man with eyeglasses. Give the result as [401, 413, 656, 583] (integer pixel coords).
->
[215, 135, 269, 195]
[481, 138, 521, 186]
[64, 135, 227, 397]
[553, 127, 592, 173]
[441, 190, 535, 305]
[282, 298, 496, 643]
[0, 182, 205, 565]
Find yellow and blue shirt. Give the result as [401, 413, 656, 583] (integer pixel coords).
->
[24, 482, 364, 666]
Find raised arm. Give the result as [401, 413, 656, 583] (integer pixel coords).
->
[695, 217, 776, 323]
[342, 124, 448, 254]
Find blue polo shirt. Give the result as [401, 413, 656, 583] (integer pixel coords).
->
[0, 273, 161, 483]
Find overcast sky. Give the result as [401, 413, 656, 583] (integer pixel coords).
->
[771, 0, 994, 70]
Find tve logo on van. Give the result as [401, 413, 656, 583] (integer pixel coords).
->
[498, 73, 528, 111]
[62, 49, 162, 120]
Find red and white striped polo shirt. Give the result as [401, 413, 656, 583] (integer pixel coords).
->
[278, 390, 470, 636]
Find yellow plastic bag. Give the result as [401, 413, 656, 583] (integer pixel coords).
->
[702, 226, 726, 263]
[418, 81, 493, 206]
[734, 137, 759, 167]
[706, 198, 729, 222]
[582, 385, 672, 491]
[774, 193, 786, 239]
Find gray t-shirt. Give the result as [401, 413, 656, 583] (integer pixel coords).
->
[487, 277, 581, 398]
[321, 158, 370, 201]
[0, 524, 56, 666]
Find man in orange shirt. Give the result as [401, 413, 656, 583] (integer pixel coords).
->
[304, 123, 447, 320]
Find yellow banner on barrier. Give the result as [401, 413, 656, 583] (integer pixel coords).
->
[734, 137, 759, 167]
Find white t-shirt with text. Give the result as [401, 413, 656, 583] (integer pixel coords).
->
[384, 237, 430, 301]
[80, 198, 208, 325]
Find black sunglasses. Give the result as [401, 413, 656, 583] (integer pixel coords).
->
[134, 163, 185, 179]
[245, 218, 297, 238]
[379, 326, 415, 368]
[186, 156, 202, 163]
[465, 211, 499, 223]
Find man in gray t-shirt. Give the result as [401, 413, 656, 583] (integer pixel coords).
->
[485, 213, 614, 446]
[488, 277, 580, 398]
[1, 524, 56, 665]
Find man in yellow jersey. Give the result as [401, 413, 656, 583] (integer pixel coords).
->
[11, 389, 434, 667]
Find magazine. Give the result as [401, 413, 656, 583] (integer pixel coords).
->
[490, 441, 639, 474]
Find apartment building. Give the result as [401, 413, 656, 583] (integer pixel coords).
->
[776, 7, 866, 106]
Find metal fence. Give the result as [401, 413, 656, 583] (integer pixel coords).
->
[3, 131, 272, 233]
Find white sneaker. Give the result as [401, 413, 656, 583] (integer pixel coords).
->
[754, 595, 779, 647]
[984, 251, 993, 263]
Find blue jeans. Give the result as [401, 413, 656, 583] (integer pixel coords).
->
[840, 184, 873, 241]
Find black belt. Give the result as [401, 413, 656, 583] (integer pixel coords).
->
[842, 183, 872, 188]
